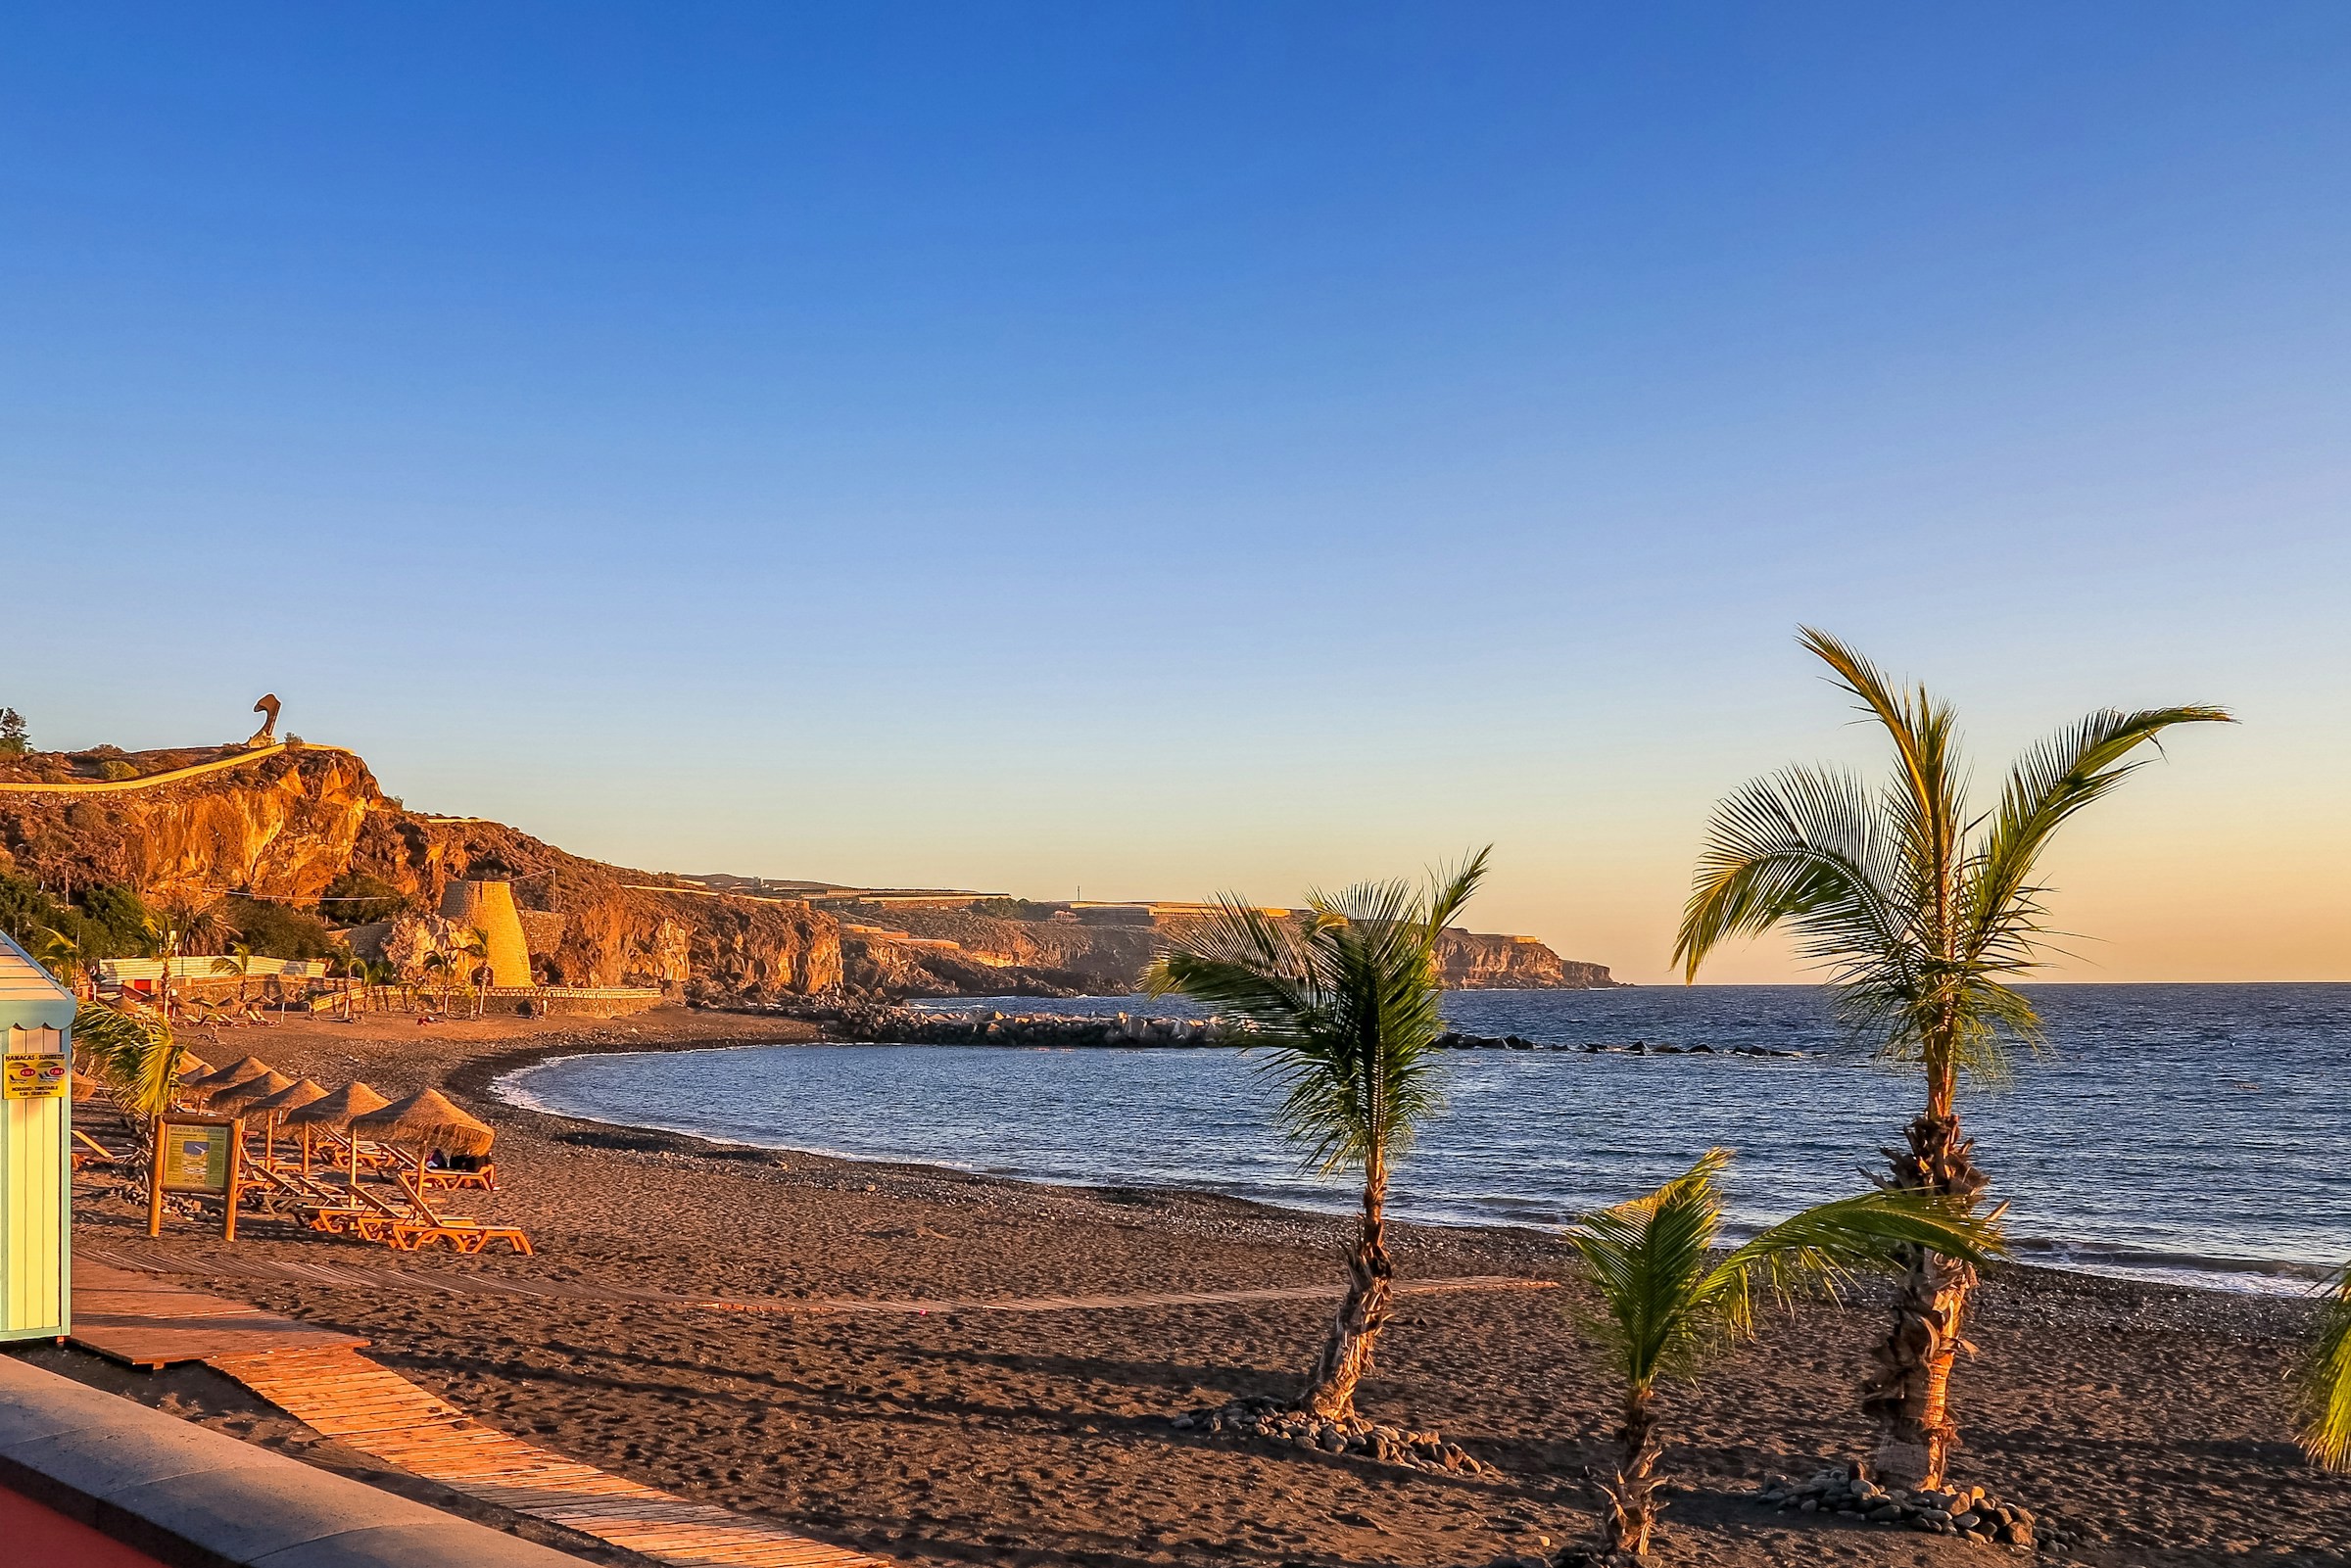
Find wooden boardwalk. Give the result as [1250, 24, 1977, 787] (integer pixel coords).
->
[68, 1259, 368, 1368]
[80, 1242, 1556, 1317]
[212, 1346, 886, 1568]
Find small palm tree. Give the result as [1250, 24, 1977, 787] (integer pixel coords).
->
[1673, 628, 2228, 1487]
[1146, 848, 1489, 1420]
[421, 950, 454, 1014]
[456, 927, 490, 1018]
[32, 926, 90, 998]
[211, 941, 257, 1005]
[1560, 1150, 2005, 1564]
[2302, 1263, 2351, 1471]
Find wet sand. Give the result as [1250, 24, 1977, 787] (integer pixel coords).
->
[53, 1006, 2350, 1567]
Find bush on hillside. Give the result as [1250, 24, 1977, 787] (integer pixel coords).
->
[319, 870, 411, 925]
[0, 876, 153, 964]
[225, 897, 344, 962]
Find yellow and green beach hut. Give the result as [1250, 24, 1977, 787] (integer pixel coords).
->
[0, 929, 74, 1342]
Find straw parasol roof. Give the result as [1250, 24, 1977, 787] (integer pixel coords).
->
[244, 1077, 329, 1117]
[282, 1081, 391, 1131]
[351, 1088, 497, 1157]
[212, 1069, 298, 1116]
[186, 1055, 274, 1093]
[72, 1069, 105, 1102]
[173, 1054, 214, 1083]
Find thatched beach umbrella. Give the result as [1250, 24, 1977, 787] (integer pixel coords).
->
[72, 1069, 104, 1102]
[211, 1069, 296, 1117]
[283, 1081, 391, 1181]
[173, 1054, 214, 1083]
[243, 1076, 328, 1168]
[183, 1055, 274, 1106]
[352, 1088, 496, 1189]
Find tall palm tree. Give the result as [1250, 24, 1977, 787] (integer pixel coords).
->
[1672, 627, 2229, 1488]
[2302, 1263, 2351, 1471]
[1146, 848, 1489, 1420]
[1560, 1150, 2006, 1564]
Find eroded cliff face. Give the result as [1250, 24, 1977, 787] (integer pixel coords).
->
[0, 746, 841, 998]
[0, 744, 376, 902]
[1435, 929, 1618, 989]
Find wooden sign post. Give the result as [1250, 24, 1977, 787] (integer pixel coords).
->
[148, 1115, 245, 1241]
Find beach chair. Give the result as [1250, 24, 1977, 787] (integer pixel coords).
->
[370, 1172, 533, 1256]
[392, 1144, 501, 1192]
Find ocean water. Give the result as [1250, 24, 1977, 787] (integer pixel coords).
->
[498, 984, 2349, 1296]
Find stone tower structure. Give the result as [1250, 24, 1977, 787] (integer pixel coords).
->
[438, 879, 533, 990]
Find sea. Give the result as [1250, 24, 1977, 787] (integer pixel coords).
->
[497, 983, 2348, 1297]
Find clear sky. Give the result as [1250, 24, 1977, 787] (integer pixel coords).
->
[5, 4, 2345, 983]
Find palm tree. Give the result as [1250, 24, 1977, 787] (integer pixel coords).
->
[1145, 848, 1489, 1420]
[1559, 1149, 2006, 1563]
[211, 941, 257, 1005]
[32, 926, 90, 999]
[1672, 627, 2229, 1488]
[2302, 1263, 2351, 1471]
[456, 927, 490, 1018]
[421, 950, 455, 1015]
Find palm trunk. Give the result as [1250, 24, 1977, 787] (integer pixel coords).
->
[1594, 1383, 1661, 1562]
[1298, 1170, 1395, 1419]
[1862, 1102, 1990, 1489]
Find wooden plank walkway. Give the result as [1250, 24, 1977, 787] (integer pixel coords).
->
[80, 1242, 1557, 1317]
[59, 1259, 883, 1567]
[211, 1346, 887, 1568]
[67, 1260, 368, 1368]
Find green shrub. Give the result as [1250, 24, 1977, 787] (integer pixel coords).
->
[225, 897, 343, 962]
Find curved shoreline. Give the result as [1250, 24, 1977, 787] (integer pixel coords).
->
[483, 1031, 2337, 1298]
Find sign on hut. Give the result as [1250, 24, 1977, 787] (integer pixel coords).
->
[0, 930, 75, 1342]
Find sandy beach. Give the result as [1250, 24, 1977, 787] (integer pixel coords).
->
[43, 1007, 2350, 1568]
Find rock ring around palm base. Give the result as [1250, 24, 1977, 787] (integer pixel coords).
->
[1756, 1466, 2063, 1549]
[1171, 1397, 1495, 1475]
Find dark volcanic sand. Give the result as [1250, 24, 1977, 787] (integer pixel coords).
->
[48, 1007, 2350, 1568]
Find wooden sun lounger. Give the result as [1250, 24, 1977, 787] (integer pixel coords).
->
[341, 1173, 533, 1256]
[386, 1145, 500, 1192]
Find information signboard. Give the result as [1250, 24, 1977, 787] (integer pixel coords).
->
[148, 1115, 245, 1240]
[2, 1053, 68, 1100]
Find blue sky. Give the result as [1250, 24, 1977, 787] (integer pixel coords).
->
[5, 4, 2345, 980]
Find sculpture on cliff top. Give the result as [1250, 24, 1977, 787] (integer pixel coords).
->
[244, 693, 281, 749]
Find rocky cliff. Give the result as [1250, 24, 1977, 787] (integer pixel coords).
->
[0, 744, 842, 999]
[0, 741, 1617, 998]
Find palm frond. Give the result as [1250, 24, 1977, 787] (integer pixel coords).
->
[1674, 765, 1906, 981]
[2302, 1262, 2351, 1472]
[1797, 627, 1964, 929]
[1564, 1148, 1733, 1390]
[73, 999, 179, 1117]
[1964, 704, 2233, 974]
[1707, 1189, 2006, 1337]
